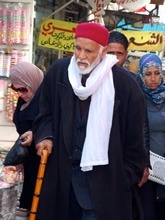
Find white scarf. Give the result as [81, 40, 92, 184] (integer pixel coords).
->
[68, 54, 118, 171]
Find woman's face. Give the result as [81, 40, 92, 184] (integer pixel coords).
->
[144, 66, 161, 90]
[11, 83, 33, 102]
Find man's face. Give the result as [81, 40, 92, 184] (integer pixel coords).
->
[107, 42, 128, 66]
[74, 37, 106, 74]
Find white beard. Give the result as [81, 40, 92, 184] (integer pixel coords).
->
[76, 53, 101, 75]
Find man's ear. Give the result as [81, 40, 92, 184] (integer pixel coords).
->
[126, 50, 128, 59]
[101, 46, 108, 59]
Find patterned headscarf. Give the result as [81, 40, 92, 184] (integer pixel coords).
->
[10, 62, 44, 95]
[138, 54, 165, 104]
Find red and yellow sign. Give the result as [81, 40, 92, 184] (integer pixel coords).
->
[122, 31, 164, 51]
[38, 19, 77, 52]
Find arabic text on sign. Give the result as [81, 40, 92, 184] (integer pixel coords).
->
[117, 0, 137, 3]
[40, 37, 75, 51]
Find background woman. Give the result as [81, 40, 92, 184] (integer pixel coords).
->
[10, 62, 44, 218]
[138, 53, 165, 220]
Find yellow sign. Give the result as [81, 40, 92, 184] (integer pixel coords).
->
[122, 31, 163, 51]
[38, 19, 77, 52]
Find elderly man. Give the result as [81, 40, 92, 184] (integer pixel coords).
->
[33, 22, 147, 220]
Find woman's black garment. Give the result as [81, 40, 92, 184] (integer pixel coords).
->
[13, 88, 41, 210]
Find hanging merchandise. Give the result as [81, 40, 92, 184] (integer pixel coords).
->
[0, 4, 7, 44]
[20, 4, 30, 45]
[0, 2, 31, 46]
[20, 7, 27, 44]
[0, 50, 4, 76]
[5, 83, 18, 121]
[17, 50, 28, 63]
[0, 80, 5, 111]
[10, 49, 18, 70]
[10, 49, 28, 70]
[13, 4, 22, 44]
[7, 4, 13, 45]
[3, 50, 11, 78]
[0, 49, 11, 78]
[0, 1, 32, 78]
[0, 2, 31, 45]
[0, 48, 29, 78]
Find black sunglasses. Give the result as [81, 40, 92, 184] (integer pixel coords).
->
[10, 85, 28, 94]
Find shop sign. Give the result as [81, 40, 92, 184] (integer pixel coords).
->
[87, 0, 110, 21]
[38, 19, 77, 52]
[116, 0, 150, 12]
[150, 0, 164, 5]
[122, 31, 164, 51]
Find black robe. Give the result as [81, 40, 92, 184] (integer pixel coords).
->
[33, 57, 148, 220]
[13, 87, 41, 210]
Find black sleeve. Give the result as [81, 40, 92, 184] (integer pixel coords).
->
[136, 76, 151, 168]
[143, 99, 151, 168]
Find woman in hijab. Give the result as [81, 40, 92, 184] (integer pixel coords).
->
[138, 53, 165, 220]
[10, 62, 44, 218]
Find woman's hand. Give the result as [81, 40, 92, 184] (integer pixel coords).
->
[20, 131, 33, 146]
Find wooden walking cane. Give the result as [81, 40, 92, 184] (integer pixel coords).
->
[29, 149, 49, 220]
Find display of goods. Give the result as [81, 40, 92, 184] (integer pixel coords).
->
[0, 2, 30, 45]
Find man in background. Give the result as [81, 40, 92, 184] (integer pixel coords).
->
[107, 30, 150, 220]
[107, 31, 129, 67]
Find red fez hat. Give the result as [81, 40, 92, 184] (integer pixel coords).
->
[75, 22, 109, 47]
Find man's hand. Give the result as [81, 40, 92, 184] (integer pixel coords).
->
[36, 139, 53, 156]
[138, 167, 149, 187]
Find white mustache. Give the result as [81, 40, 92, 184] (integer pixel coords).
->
[76, 59, 90, 66]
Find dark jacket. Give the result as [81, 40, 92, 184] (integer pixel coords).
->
[33, 57, 148, 220]
[127, 72, 150, 167]
[13, 87, 41, 210]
